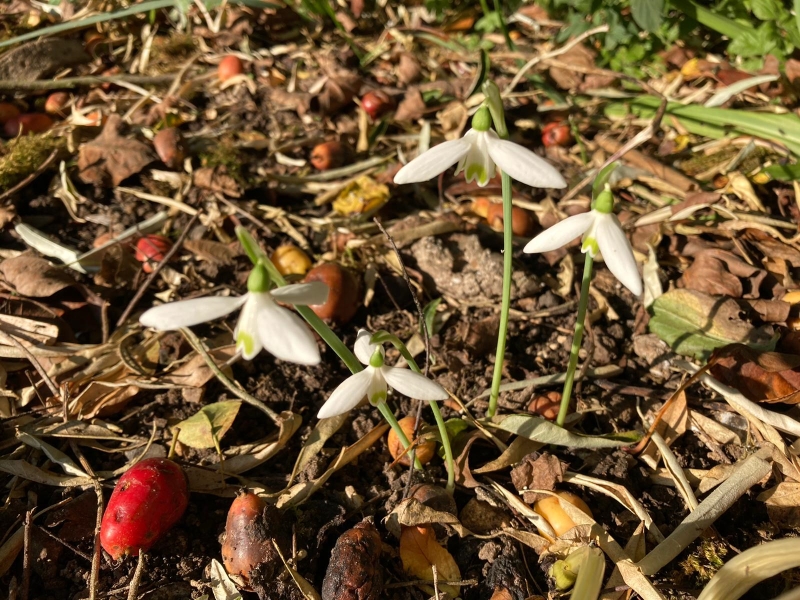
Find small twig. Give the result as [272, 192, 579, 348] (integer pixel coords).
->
[21, 509, 33, 600]
[127, 551, 146, 600]
[0, 74, 180, 91]
[180, 327, 281, 423]
[503, 25, 609, 96]
[0, 329, 61, 400]
[0, 149, 59, 202]
[33, 524, 94, 562]
[69, 439, 104, 600]
[116, 213, 199, 328]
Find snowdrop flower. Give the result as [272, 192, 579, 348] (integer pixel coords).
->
[318, 330, 448, 419]
[394, 106, 566, 189]
[139, 262, 327, 365]
[523, 186, 642, 296]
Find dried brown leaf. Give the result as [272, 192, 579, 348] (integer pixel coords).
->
[183, 239, 239, 266]
[399, 525, 461, 598]
[193, 166, 242, 197]
[0, 254, 76, 297]
[510, 452, 567, 504]
[680, 248, 766, 298]
[394, 88, 426, 122]
[397, 53, 421, 87]
[709, 344, 800, 404]
[77, 115, 156, 186]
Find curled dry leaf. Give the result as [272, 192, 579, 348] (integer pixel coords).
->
[0, 254, 76, 297]
[77, 115, 156, 186]
[709, 343, 800, 404]
[510, 452, 567, 504]
[193, 166, 242, 197]
[680, 248, 766, 299]
[321, 521, 383, 600]
[399, 525, 461, 598]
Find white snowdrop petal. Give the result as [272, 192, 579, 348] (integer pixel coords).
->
[234, 295, 263, 360]
[317, 368, 373, 419]
[394, 138, 471, 184]
[139, 295, 245, 331]
[353, 329, 380, 365]
[595, 213, 642, 296]
[381, 367, 449, 401]
[523, 211, 595, 254]
[486, 135, 567, 189]
[256, 297, 321, 365]
[271, 282, 329, 306]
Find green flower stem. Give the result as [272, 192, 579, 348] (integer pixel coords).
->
[486, 171, 514, 419]
[377, 401, 423, 470]
[557, 254, 594, 427]
[371, 331, 455, 493]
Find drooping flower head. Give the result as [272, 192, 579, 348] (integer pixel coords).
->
[523, 183, 642, 296]
[317, 329, 448, 419]
[394, 106, 566, 189]
[139, 261, 328, 365]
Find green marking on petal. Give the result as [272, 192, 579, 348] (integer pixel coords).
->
[466, 163, 486, 183]
[471, 105, 491, 132]
[236, 331, 255, 356]
[369, 349, 385, 368]
[582, 237, 600, 257]
[369, 391, 387, 405]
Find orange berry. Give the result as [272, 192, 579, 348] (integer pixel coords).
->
[218, 55, 244, 82]
[387, 416, 436, 467]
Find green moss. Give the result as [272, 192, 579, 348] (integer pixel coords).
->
[680, 540, 728, 585]
[0, 134, 64, 189]
[147, 33, 196, 74]
[198, 139, 245, 186]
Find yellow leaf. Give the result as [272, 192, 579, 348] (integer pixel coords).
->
[399, 525, 460, 598]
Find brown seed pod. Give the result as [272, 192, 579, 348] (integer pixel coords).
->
[153, 127, 186, 170]
[310, 141, 348, 171]
[303, 263, 360, 323]
[361, 90, 393, 120]
[271, 244, 312, 277]
[321, 521, 383, 600]
[485, 202, 534, 237]
[218, 55, 244, 82]
[387, 416, 436, 467]
[221, 491, 280, 590]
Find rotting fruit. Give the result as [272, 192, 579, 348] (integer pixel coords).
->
[303, 263, 360, 323]
[321, 521, 383, 600]
[271, 244, 312, 277]
[99, 458, 189, 560]
[221, 490, 282, 590]
[388, 416, 436, 467]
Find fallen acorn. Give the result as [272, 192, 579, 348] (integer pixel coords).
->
[303, 263, 360, 324]
[322, 521, 383, 600]
[99, 458, 189, 560]
[388, 415, 436, 467]
[218, 55, 244, 82]
[134, 235, 172, 273]
[221, 490, 284, 591]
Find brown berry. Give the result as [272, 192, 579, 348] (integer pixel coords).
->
[0, 103, 20, 124]
[387, 416, 436, 467]
[303, 263, 360, 323]
[218, 55, 244, 82]
[44, 92, 69, 116]
[542, 121, 571, 147]
[485, 202, 534, 237]
[4, 113, 53, 137]
[134, 235, 172, 273]
[221, 491, 278, 589]
[153, 127, 186, 170]
[527, 391, 561, 420]
[310, 141, 347, 171]
[361, 90, 393, 120]
[271, 244, 312, 277]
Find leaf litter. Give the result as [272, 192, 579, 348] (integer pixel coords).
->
[3, 1, 800, 599]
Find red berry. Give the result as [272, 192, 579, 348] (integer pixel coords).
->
[361, 90, 393, 120]
[99, 458, 188, 560]
[542, 121, 571, 147]
[218, 55, 244, 82]
[134, 235, 172, 273]
[4, 113, 53, 137]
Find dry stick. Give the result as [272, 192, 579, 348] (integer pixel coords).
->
[127, 551, 146, 600]
[0, 74, 178, 91]
[21, 509, 33, 600]
[0, 149, 60, 202]
[180, 327, 281, 424]
[1, 329, 60, 399]
[116, 213, 199, 327]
